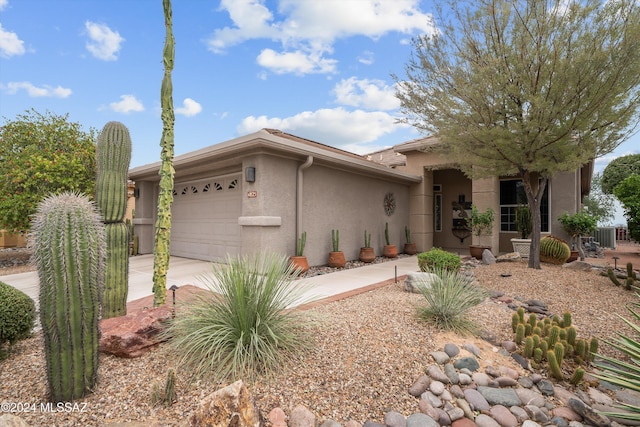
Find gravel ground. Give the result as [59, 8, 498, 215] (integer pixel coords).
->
[0, 257, 635, 427]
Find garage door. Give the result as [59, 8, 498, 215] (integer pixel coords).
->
[170, 174, 242, 261]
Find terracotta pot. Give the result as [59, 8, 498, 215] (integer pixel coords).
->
[359, 247, 375, 263]
[328, 251, 346, 268]
[469, 245, 491, 260]
[567, 250, 579, 263]
[383, 244, 398, 259]
[289, 256, 309, 274]
[403, 243, 417, 255]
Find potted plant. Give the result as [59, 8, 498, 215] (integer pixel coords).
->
[511, 205, 532, 258]
[327, 229, 346, 268]
[289, 231, 309, 274]
[558, 210, 598, 262]
[359, 230, 375, 263]
[383, 222, 397, 258]
[466, 205, 494, 259]
[403, 226, 417, 255]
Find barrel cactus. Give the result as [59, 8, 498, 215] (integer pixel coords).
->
[96, 121, 132, 318]
[539, 236, 571, 265]
[33, 192, 105, 402]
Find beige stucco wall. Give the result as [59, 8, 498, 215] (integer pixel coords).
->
[133, 151, 413, 267]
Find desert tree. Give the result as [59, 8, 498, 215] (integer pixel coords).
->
[394, 0, 640, 268]
[601, 153, 640, 194]
[153, 0, 175, 306]
[0, 110, 96, 232]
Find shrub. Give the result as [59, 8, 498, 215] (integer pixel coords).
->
[418, 248, 461, 272]
[164, 252, 315, 383]
[0, 281, 36, 355]
[415, 268, 488, 335]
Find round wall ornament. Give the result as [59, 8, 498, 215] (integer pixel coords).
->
[384, 192, 396, 216]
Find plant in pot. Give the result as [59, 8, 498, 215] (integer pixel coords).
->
[327, 229, 346, 268]
[511, 205, 533, 258]
[383, 222, 398, 258]
[558, 210, 598, 262]
[404, 226, 417, 255]
[359, 230, 375, 263]
[289, 231, 309, 274]
[466, 205, 494, 260]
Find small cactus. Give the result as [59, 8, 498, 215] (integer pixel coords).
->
[547, 325, 560, 348]
[517, 307, 526, 323]
[364, 230, 372, 248]
[547, 350, 563, 380]
[554, 342, 565, 366]
[331, 229, 340, 252]
[567, 326, 577, 346]
[297, 231, 306, 256]
[589, 337, 599, 362]
[540, 236, 571, 265]
[515, 323, 525, 345]
[570, 367, 585, 385]
[512, 312, 520, 333]
[33, 192, 105, 402]
[384, 222, 391, 246]
[534, 347, 543, 363]
[524, 336, 534, 358]
[563, 312, 572, 328]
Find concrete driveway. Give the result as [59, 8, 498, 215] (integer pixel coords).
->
[0, 254, 213, 310]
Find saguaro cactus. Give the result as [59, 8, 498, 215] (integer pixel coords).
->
[96, 121, 132, 318]
[33, 192, 105, 402]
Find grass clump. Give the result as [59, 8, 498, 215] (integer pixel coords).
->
[415, 267, 488, 335]
[164, 252, 315, 383]
[592, 293, 640, 421]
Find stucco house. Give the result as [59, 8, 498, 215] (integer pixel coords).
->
[128, 129, 591, 265]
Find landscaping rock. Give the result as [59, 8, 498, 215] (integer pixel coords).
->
[189, 380, 260, 427]
[496, 252, 521, 262]
[290, 405, 317, 427]
[0, 414, 30, 427]
[404, 272, 438, 293]
[99, 306, 173, 358]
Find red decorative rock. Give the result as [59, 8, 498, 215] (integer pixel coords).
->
[268, 407, 287, 427]
[99, 306, 173, 358]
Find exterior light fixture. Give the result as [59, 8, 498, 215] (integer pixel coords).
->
[245, 167, 256, 182]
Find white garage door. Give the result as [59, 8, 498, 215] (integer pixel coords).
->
[170, 174, 242, 261]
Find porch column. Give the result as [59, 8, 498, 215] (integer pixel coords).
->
[471, 176, 500, 252]
[132, 181, 157, 255]
[410, 168, 433, 253]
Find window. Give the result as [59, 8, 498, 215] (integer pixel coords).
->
[500, 179, 549, 232]
[434, 193, 442, 232]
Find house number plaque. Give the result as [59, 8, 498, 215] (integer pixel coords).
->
[247, 191, 257, 198]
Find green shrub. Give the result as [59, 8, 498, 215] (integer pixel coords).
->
[415, 267, 488, 335]
[0, 281, 36, 352]
[418, 248, 461, 272]
[164, 252, 315, 383]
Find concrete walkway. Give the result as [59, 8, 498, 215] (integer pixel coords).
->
[0, 254, 420, 310]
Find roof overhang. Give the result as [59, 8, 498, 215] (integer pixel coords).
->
[129, 129, 422, 185]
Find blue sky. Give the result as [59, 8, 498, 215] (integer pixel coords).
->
[1, 0, 637, 224]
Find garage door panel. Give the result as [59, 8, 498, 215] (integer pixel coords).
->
[170, 176, 241, 262]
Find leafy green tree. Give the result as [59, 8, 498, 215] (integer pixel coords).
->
[613, 174, 640, 241]
[153, 0, 176, 306]
[582, 172, 616, 225]
[0, 110, 96, 232]
[601, 154, 640, 194]
[394, 0, 640, 269]
[558, 210, 598, 261]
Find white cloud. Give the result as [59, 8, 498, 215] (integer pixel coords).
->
[207, 0, 436, 75]
[109, 94, 144, 113]
[0, 0, 8, 12]
[3, 81, 71, 98]
[237, 107, 409, 153]
[333, 77, 400, 111]
[175, 98, 202, 117]
[0, 23, 25, 57]
[85, 21, 124, 61]
[256, 48, 336, 75]
[357, 50, 374, 65]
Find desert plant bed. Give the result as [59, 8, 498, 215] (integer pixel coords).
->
[0, 261, 635, 426]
